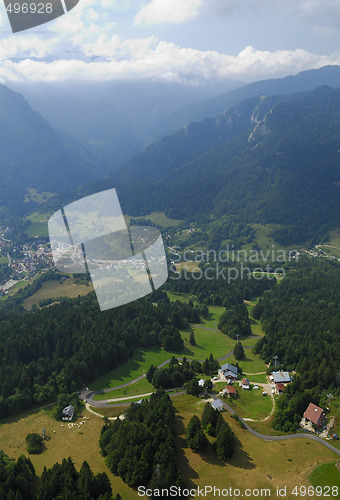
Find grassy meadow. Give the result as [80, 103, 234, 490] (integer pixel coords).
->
[23, 279, 93, 309]
[0, 405, 136, 499]
[173, 394, 338, 499]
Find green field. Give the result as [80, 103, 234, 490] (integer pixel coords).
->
[319, 245, 340, 259]
[90, 406, 128, 418]
[166, 291, 197, 303]
[0, 394, 338, 500]
[226, 387, 273, 421]
[23, 279, 93, 309]
[309, 462, 340, 488]
[25, 211, 50, 237]
[94, 376, 154, 401]
[24, 189, 56, 204]
[173, 394, 338, 499]
[246, 373, 268, 383]
[181, 325, 236, 359]
[328, 398, 340, 451]
[92, 303, 240, 395]
[25, 223, 49, 238]
[200, 305, 225, 328]
[0, 405, 135, 499]
[92, 296, 266, 397]
[90, 346, 174, 392]
[107, 394, 152, 405]
[0, 254, 8, 264]
[247, 419, 285, 436]
[128, 211, 181, 227]
[227, 350, 268, 374]
[241, 223, 295, 258]
[329, 228, 340, 248]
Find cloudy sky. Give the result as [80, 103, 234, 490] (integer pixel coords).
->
[0, 0, 340, 84]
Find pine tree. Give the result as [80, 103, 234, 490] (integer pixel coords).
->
[186, 415, 208, 453]
[146, 364, 156, 383]
[234, 341, 245, 361]
[215, 422, 234, 460]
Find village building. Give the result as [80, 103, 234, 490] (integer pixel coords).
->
[241, 378, 250, 390]
[62, 405, 75, 421]
[219, 363, 238, 380]
[303, 402, 325, 429]
[225, 385, 237, 398]
[275, 383, 285, 395]
[270, 371, 291, 384]
[211, 399, 224, 411]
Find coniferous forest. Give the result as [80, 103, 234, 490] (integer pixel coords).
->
[0, 290, 196, 417]
[0, 451, 117, 500]
[253, 260, 340, 431]
[99, 390, 181, 490]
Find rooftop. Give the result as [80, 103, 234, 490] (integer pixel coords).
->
[220, 363, 238, 374]
[211, 399, 224, 410]
[272, 371, 291, 384]
[303, 402, 324, 426]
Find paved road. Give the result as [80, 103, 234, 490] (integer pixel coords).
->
[84, 389, 340, 457]
[209, 394, 340, 457]
[191, 325, 218, 332]
[82, 346, 239, 405]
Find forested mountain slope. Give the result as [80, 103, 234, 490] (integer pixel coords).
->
[155, 65, 340, 139]
[108, 86, 340, 244]
[17, 87, 143, 169]
[253, 259, 340, 431]
[0, 84, 107, 213]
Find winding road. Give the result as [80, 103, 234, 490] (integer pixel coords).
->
[79, 332, 340, 457]
[209, 394, 340, 457]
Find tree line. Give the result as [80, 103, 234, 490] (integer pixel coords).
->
[253, 260, 340, 432]
[0, 290, 200, 417]
[99, 390, 182, 491]
[0, 451, 119, 500]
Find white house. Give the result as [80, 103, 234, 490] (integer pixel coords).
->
[211, 399, 224, 411]
[62, 405, 74, 421]
[241, 378, 250, 390]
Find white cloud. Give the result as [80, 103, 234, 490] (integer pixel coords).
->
[134, 0, 203, 25]
[0, 0, 339, 84]
[0, 42, 338, 83]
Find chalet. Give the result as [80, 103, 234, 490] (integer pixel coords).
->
[303, 403, 325, 428]
[276, 383, 285, 395]
[62, 405, 74, 421]
[241, 378, 250, 390]
[225, 385, 237, 398]
[219, 363, 238, 380]
[271, 371, 291, 384]
[211, 399, 224, 411]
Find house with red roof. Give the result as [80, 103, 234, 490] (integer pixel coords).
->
[275, 383, 285, 395]
[241, 378, 250, 390]
[303, 403, 325, 428]
[225, 385, 237, 398]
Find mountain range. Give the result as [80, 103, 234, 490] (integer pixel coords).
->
[0, 84, 112, 213]
[155, 65, 340, 140]
[110, 84, 340, 244]
[2, 65, 340, 245]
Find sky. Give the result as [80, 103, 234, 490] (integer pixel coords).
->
[0, 0, 340, 84]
